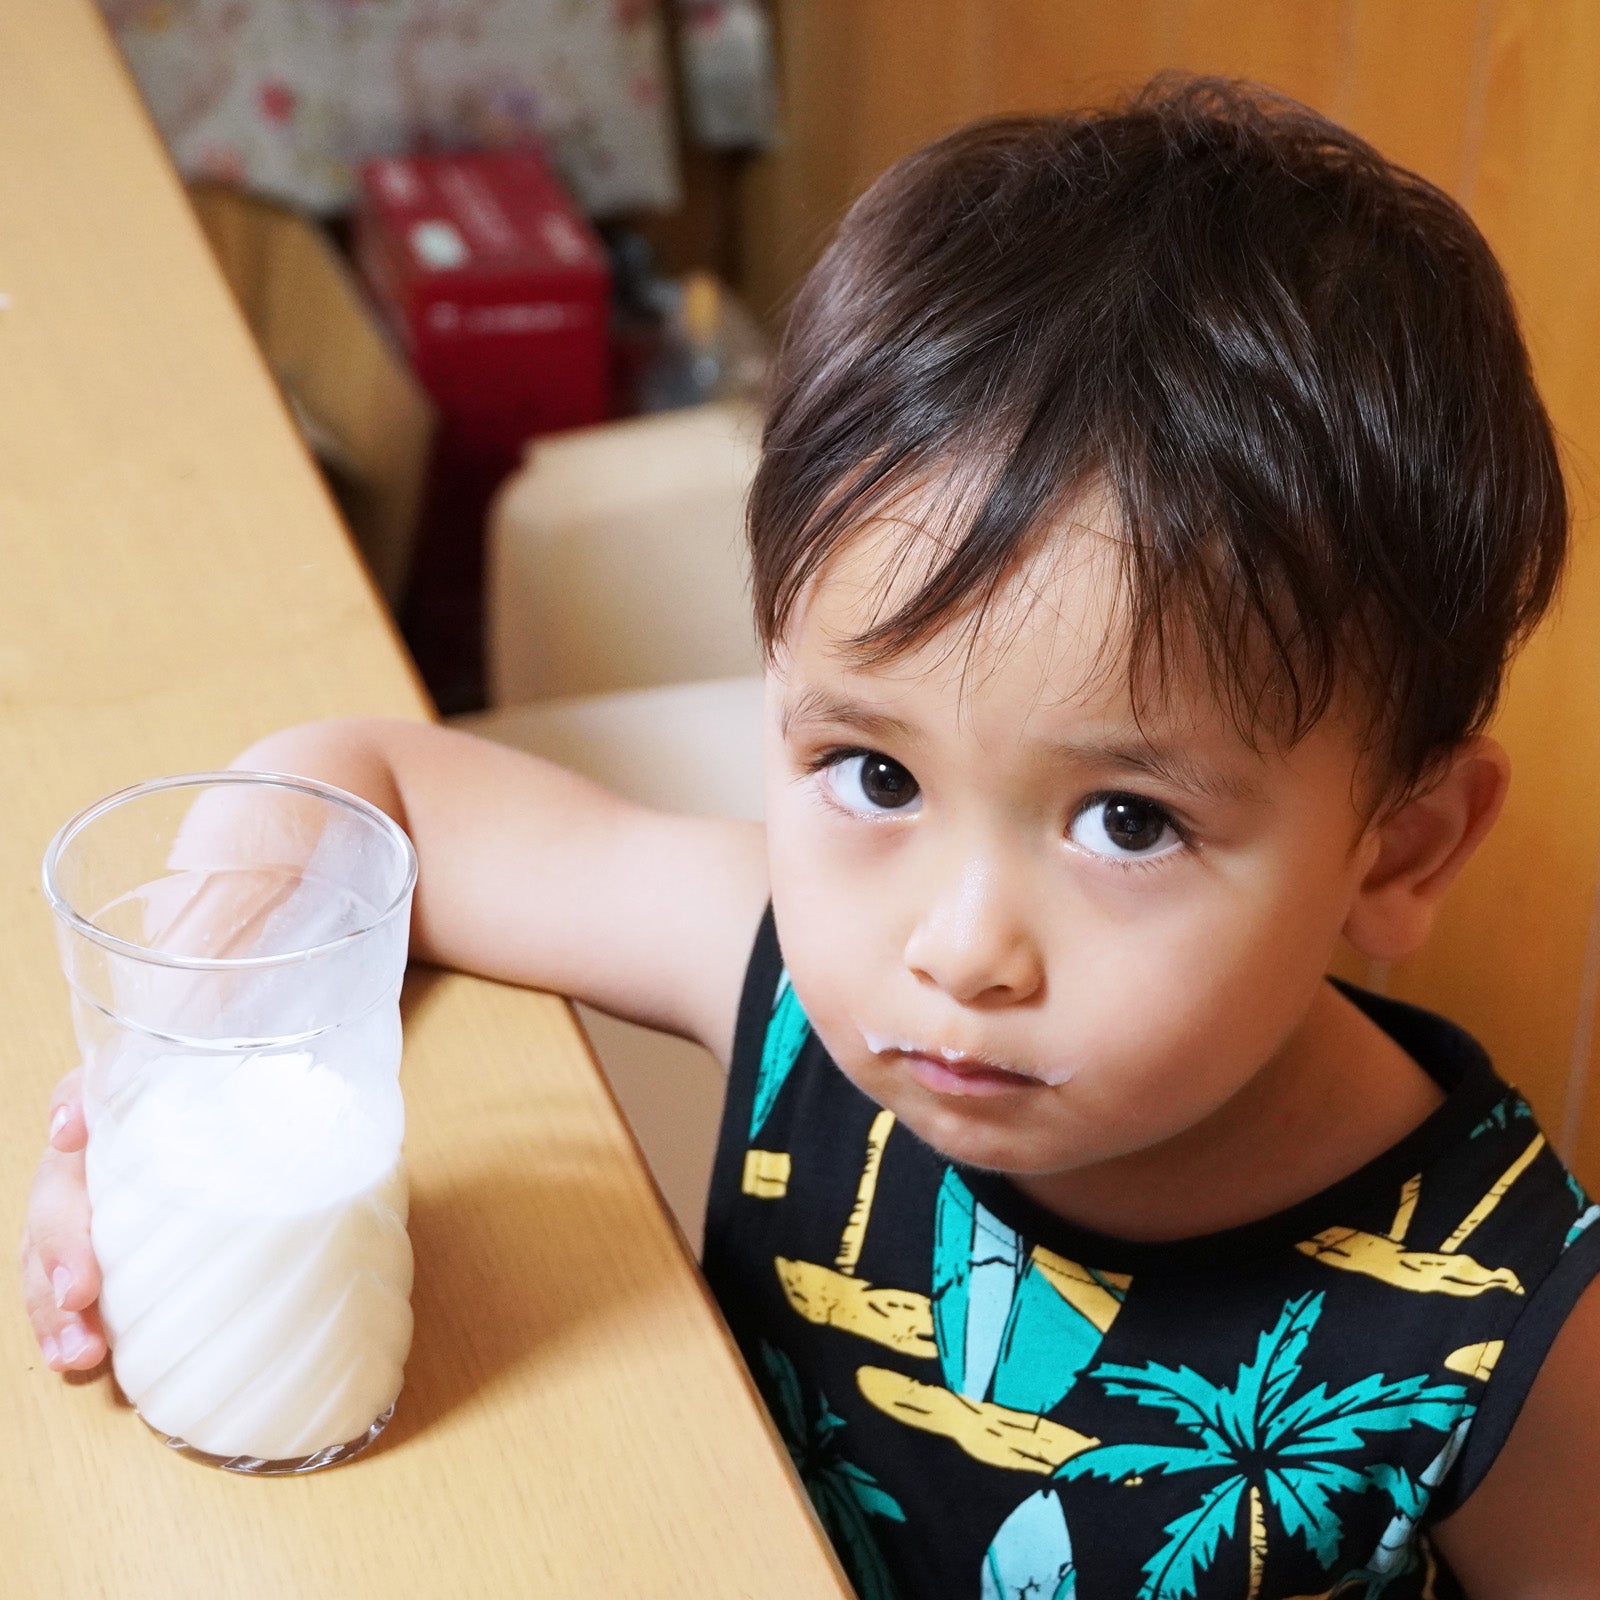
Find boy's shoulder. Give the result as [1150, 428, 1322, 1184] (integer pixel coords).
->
[1432, 1264, 1600, 1594]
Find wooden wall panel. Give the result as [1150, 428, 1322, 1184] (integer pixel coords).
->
[1338, 0, 1489, 195]
[742, 1, 861, 321]
[980, 1, 1185, 113]
[1172, 0, 1347, 108]
[1415, 0, 1600, 1178]
[741, 1, 1600, 1182]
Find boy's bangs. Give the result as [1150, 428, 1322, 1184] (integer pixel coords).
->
[750, 80, 1566, 797]
[767, 425, 1357, 770]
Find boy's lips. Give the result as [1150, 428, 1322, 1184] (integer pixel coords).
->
[860, 1029, 1061, 1097]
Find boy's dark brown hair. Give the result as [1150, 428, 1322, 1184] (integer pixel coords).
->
[747, 77, 1567, 800]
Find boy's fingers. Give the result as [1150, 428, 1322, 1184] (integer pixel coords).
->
[23, 1072, 108, 1372]
[21, 1251, 106, 1371]
[46, 1068, 86, 1153]
[22, 1143, 101, 1313]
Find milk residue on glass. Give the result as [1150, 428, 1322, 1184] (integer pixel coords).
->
[86, 1049, 414, 1464]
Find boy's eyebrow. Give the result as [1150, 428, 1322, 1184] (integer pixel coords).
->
[779, 688, 918, 746]
[780, 689, 1263, 805]
[1047, 736, 1265, 807]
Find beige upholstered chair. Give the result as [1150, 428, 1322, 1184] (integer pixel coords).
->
[460, 402, 767, 1245]
[485, 400, 763, 705]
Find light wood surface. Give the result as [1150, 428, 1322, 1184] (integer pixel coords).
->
[745, 0, 1600, 1187]
[0, 4, 850, 1597]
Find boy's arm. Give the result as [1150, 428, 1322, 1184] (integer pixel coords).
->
[1431, 1274, 1600, 1597]
[235, 717, 770, 1062]
[22, 716, 767, 1373]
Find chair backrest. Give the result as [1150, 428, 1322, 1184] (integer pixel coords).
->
[486, 400, 764, 704]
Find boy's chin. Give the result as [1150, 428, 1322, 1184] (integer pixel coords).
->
[886, 1093, 1106, 1181]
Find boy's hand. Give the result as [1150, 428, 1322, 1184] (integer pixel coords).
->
[19, 1070, 106, 1372]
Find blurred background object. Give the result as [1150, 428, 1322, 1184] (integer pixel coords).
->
[354, 147, 616, 710]
[100, 0, 775, 714]
[97, 0, 680, 217]
[677, 0, 779, 152]
[190, 183, 435, 608]
[486, 400, 761, 705]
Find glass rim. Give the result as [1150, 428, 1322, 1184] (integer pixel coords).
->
[40, 770, 419, 973]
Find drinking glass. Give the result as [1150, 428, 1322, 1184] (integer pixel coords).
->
[42, 772, 418, 1473]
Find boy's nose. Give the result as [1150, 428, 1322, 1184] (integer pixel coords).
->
[902, 856, 1044, 1007]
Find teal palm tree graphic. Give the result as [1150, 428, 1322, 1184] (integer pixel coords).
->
[1467, 1092, 1532, 1140]
[751, 968, 809, 1139]
[1056, 1293, 1470, 1600]
[759, 1342, 906, 1600]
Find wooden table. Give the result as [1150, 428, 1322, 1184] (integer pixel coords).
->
[0, 5, 851, 1596]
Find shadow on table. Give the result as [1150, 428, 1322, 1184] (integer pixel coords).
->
[377, 970, 693, 1453]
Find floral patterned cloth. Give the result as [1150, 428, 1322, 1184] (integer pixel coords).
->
[98, 0, 679, 216]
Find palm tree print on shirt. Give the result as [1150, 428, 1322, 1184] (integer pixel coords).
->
[759, 1340, 906, 1600]
[1055, 1292, 1470, 1600]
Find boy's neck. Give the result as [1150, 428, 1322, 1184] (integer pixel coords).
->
[1011, 980, 1446, 1243]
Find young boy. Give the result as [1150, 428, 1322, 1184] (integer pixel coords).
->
[24, 79, 1600, 1598]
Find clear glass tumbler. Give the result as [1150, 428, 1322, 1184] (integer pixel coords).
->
[42, 772, 418, 1474]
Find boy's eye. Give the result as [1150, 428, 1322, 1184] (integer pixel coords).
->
[823, 751, 922, 815]
[1069, 793, 1182, 861]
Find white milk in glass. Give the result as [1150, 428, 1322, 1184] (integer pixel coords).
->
[86, 1050, 413, 1463]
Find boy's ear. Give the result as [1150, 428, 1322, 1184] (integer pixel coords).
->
[1343, 735, 1510, 963]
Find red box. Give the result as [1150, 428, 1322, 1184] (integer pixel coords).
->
[353, 148, 613, 711]
[354, 148, 612, 454]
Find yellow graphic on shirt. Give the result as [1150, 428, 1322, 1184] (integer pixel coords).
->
[1247, 1483, 1268, 1600]
[855, 1366, 1098, 1474]
[1443, 1339, 1503, 1381]
[776, 1257, 939, 1355]
[775, 1113, 1128, 1489]
[1030, 1246, 1132, 1332]
[742, 1149, 791, 1199]
[1389, 1174, 1422, 1241]
[1296, 1136, 1545, 1297]
[773, 1109, 939, 1354]
[1440, 1135, 1545, 1252]
[836, 1109, 896, 1272]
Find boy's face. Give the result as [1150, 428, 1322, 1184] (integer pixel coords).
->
[762, 506, 1386, 1189]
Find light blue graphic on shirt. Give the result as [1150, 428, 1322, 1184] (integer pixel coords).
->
[1468, 1092, 1533, 1140]
[981, 1488, 1077, 1600]
[933, 1170, 1126, 1414]
[751, 966, 810, 1140]
[1344, 1416, 1471, 1594]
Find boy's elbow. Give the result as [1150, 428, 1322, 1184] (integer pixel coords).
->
[229, 717, 415, 831]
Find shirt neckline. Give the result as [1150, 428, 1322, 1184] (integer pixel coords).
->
[955, 978, 1508, 1276]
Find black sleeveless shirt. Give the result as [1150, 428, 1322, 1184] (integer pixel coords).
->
[702, 908, 1600, 1600]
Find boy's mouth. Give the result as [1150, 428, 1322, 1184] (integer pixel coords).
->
[860, 1029, 1053, 1097]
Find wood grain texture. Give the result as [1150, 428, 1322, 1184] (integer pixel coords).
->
[1394, 0, 1600, 1181]
[1337, 0, 1488, 194]
[1172, 0, 1347, 107]
[0, 4, 852, 1595]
